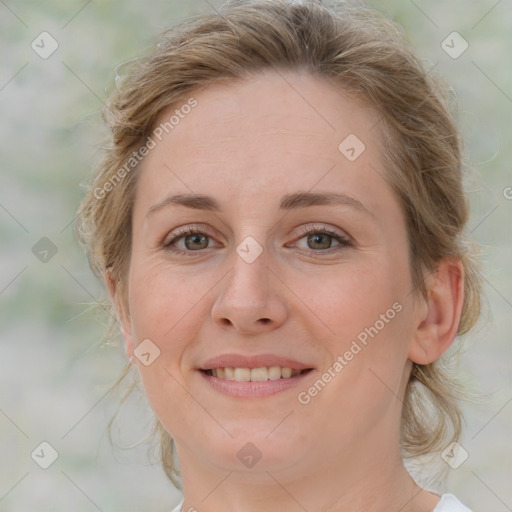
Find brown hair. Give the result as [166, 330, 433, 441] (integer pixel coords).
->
[75, 0, 482, 488]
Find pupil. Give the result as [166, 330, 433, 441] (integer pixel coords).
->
[186, 234, 207, 250]
[309, 233, 330, 249]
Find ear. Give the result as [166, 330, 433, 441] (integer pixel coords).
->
[104, 268, 135, 361]
[408, 258, 464, 365]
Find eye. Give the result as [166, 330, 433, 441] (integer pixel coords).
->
[162, 226, 217, 256]
[292, 224, 352, 254]
[162, 223, 352, 257]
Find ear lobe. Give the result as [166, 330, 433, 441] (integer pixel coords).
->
[408, 258, 465, 365]
[104, 268, 135, 360]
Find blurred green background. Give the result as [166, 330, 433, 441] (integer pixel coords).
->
[1, 1, 511, 510]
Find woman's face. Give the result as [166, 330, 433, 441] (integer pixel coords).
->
[121, 70, 425, 480]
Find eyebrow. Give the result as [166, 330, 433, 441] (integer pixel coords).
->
[146, 191, 373, 217]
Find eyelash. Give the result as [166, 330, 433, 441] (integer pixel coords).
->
[162, 224, 352, 257]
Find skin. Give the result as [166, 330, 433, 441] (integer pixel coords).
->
[107, 70, 464, 512]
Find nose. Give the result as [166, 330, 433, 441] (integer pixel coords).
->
[211, 246, 288, 335]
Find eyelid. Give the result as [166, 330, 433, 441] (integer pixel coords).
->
[160, 224, 217, 252]
[161, 222, 353, 256]
[162, 223, 215, 243]
[295, 223, 350, 239]
[289, 223, 353, 251]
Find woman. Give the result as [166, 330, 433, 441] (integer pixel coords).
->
[76, 1, 481, 510]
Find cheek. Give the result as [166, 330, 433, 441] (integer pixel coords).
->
[128, 260, 202, 340]
[125, 264, 210, 407]
[312, 253, 412, 396]
[304, 293, 410, 445]
[126, 264, 203, 418]
[319, 258, 408, 340]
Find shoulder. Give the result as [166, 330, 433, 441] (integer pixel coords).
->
[171, 496, 472, 512]
[433, 494, 472, 512]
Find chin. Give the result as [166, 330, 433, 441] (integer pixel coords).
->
[197, 426, 307, 477]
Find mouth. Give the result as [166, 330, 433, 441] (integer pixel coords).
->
[200, 366, 313, 381]
[197, 354, 315, 398]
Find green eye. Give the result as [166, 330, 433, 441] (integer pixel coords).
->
[163, 227, 215, 256]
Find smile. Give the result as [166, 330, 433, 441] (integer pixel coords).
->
[197, 354, 315, 397]
[202, 366, 310, 381]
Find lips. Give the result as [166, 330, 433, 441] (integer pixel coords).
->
[198, 354, 314, 389]
[199, 354, 313, 371]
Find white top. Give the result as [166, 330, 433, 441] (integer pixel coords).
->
[170, 493, 471, 512]
[434, 494, 472, 511]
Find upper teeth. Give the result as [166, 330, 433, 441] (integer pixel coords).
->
[210, 367, 303, 381]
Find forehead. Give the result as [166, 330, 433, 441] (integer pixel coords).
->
[134, 70, 389, 216]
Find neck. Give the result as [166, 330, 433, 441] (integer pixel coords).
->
[175, 438, 439, 512]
